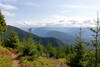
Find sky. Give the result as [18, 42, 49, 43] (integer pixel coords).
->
[0, 0, 100, 27]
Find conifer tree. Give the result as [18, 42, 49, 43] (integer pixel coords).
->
[74, 28, 85, 67]
[0, 10, 7, 35]
[89, 12, 100, 67]
[69, 28, 85, 67]
[3, 30, 19, 48]
[46, 44, 57, 58]
[0, 10, 7, 44]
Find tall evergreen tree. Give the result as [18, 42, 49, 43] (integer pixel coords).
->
[0, 10, 7, 35]
[75, 28, 85, 67]
[69, 28, 85, 67]
[89, 12, 100, 67]
[46, 44, 56, 58]
[0, 10, 7, 43]
[3, 30, 19, 48]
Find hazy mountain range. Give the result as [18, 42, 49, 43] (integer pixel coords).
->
[6, 25, 95, 46]
[31, 27, 94, 44]
[4, 25, 64, 47]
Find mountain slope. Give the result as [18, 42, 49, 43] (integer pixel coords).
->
[32, 27, 75, 44]
[32, 27, 94, 44]
[43, 31, 75, 44]
[4, 25, 64, 47]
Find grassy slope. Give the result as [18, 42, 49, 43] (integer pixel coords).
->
[20, 57, 68, 67]
[0, 46, 12, 67]
[20, 57, 59, 67]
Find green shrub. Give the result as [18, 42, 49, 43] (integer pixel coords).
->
[0, 55, 12, 67]
[19, 38, 40, 61]
[21, 57, 58, 67]
[3, 30, 19, 49]
[58, 58, 67, 63]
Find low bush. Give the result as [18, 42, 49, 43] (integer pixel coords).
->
[20, 57, 58, 67]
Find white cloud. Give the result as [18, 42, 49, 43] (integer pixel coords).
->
[0, 3, 16, 10]
[50, 15, 96, 27]
[7, 21, 22, 27]
[6, 14, 96, 27]
[3, 0, 17, 2]
[9, 15, 96, 27]
[60, 4, 89, 9]
[2, 11, 16, 17]
[60, 4, 100, 10]
[25, 2, 40, 7]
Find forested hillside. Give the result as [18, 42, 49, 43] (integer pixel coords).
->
[3, 25, 64, 47]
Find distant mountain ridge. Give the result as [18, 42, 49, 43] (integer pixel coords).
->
[42, 30, 75, 44]
[4, 25, 64, 47]
[31, 27, 94, 44]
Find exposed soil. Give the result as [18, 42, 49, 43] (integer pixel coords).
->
[11, 53, 20, 67]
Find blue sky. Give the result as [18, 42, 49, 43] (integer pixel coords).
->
[0, 0, 100, 27]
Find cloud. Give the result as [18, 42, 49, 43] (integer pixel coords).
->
[50, 15, 96, 27]
[25, 2, 40, 7]
[3, 0, 17, 2]
[2, 10, 16, 17]
[0, 3, 16, 10]
[22, 2, 40, 7]
[60, 4, 100, 10]
[60, 4, 89, 9]
[10, 15, 95, 27]
[6, 15, 96, 27]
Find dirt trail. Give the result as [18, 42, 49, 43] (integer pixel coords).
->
[11, 53, 20, 67]
[11, 53, 69, 67]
